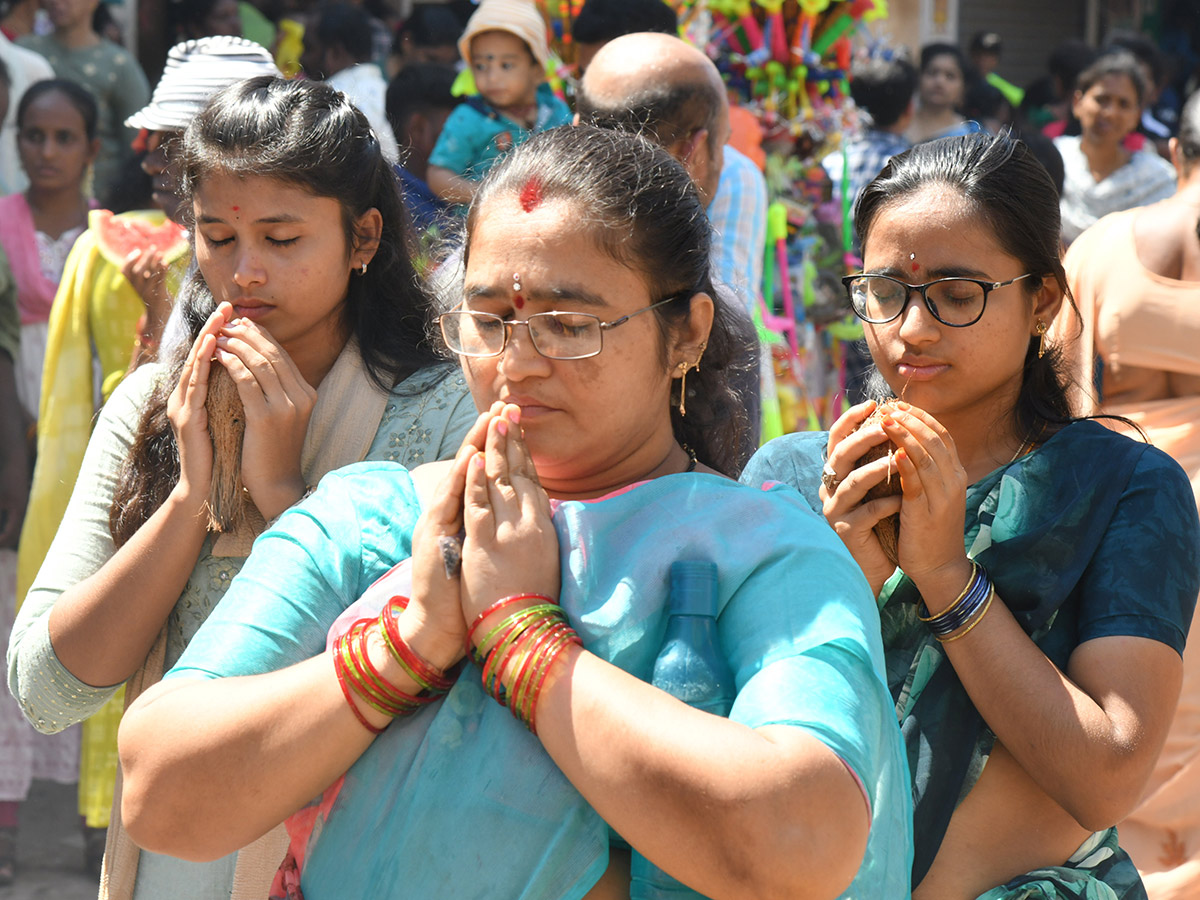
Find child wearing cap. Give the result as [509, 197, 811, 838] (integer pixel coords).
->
[426, 0, 571, 205]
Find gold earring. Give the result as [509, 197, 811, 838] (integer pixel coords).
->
[677, 360, 690, 416]
[1036, 319, 1048, 359]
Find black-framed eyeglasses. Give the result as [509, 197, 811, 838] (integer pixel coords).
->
[439, 296, 680, 361]
[841, 273, 1039, 327]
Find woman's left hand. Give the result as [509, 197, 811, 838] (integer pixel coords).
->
[213, 317, 317, 520]
[879, 402, 974, 603]
[459, 404, 560, 623]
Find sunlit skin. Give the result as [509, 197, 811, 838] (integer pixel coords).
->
[457, 193, 709, 499]
[192, 172, 380, 388]
[858, 185, 1054, 469]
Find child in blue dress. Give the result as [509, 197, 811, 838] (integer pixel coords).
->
[426, 0, 572, 206]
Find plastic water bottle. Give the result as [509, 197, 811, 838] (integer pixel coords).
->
[629, 560, 735, 899]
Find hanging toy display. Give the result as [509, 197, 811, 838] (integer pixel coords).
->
[695, 0, 889, 436]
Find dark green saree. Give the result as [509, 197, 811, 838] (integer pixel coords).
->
[743, 420, 1200, 898]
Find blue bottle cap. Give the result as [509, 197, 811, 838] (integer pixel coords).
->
[668, 560, 719, 617]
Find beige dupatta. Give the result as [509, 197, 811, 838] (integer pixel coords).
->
[99, 338, 391, 900]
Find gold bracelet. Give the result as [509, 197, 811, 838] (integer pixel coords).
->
[936, 588, 995, 643]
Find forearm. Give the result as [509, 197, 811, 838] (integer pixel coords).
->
[119, 609, 460, 860]
[534, 646, 868, 900]
[47, 486, 210, 686]
[427, 166, 478, 205]
[918, 567, 1178, 828]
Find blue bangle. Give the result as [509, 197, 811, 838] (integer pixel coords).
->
[921, 565, 993, 637]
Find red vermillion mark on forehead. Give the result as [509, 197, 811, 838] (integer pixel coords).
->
[513, 294, 525, 309]
[519, 177, 543, 212]
[911, 262, 920, 272]
[232, 206, 239, 211]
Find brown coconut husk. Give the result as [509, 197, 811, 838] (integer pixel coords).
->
[206, 361, 248, 533]
[853, 400, 901, 566]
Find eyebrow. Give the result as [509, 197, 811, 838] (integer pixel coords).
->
[464, 283, 610, 308]
[871, 265, 995, 281]
[196, 213, 306, 225]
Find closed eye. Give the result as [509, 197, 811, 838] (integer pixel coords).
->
[267, 236, 298, 246]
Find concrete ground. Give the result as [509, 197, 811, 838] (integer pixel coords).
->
[0, 780, 99, 900]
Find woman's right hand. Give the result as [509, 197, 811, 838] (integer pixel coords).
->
[404, 402, 503, 668]
[819, 399, 904, 594]
[166, 303, 232, 510]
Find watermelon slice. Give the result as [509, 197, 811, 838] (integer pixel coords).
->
[92, 209, 189, 269]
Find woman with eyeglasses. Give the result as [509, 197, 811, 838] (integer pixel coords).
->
[743, 132, 1200, 899]
[114, 124, 913, 899]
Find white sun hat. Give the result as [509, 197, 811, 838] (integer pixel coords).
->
[126, 35, 281, 132]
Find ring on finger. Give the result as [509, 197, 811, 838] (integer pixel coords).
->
[821, 461, 841, 493]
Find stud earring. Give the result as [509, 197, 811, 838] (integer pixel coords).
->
[1036, 319, 1048, 359]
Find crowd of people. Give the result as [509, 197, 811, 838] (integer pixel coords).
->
[0, 1, 1197, 899]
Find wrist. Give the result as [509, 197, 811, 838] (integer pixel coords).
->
[912, 558, 976, 617]
[251, 477, 307, 521]
[393, 605, 464, 675]
[166, 479, 211, 529]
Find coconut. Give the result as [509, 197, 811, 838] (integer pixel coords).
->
[206, 361, 248, 533]
[853, 401, 901, 566]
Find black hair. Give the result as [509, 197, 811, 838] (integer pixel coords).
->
[963, 78, 1010, 124]
[571, 0, 677, 44]
[456, 125, 752, 476]
[392, 4, 463, 51]
[1012, 128, 1064, 196]
[968, 31, 1002, 57]
[1075, 50, 1147, 106]
[167, 0, 240, 39]
[1106, 33, 1165, 88]
[576, 76, 724, 159]
[17, 78, 99, 140]
[1178, 89, 1200, 174]
[1047, 39, 1098, 95]
[854, 132, 1077, 444]
[920, 42, 967, 78]
[385, 62, 459, 137]
[110, 76, 437, 545]
[849, 55, 917, 129]
[315, 3, 374, 63]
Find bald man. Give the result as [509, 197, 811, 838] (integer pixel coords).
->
[577, 32, 766, 455]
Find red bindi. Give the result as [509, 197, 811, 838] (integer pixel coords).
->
[911, 262, 920, 272]
[519, 177, 543, 212]
[513, 294, 525, 309]
[231, 206, 239, 211]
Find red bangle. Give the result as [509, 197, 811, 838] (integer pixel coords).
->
[379, 604, 454, 693]
[332, 639, 384, 735]
[347, 621, 431, 715]
[527, 633, 580, 734]
[466, 594, 556, 651]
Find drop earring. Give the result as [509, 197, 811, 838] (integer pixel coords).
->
[359, 261, 368, 276]
[677, 360, 690, 416]
[1036, 319, 1048, 359]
